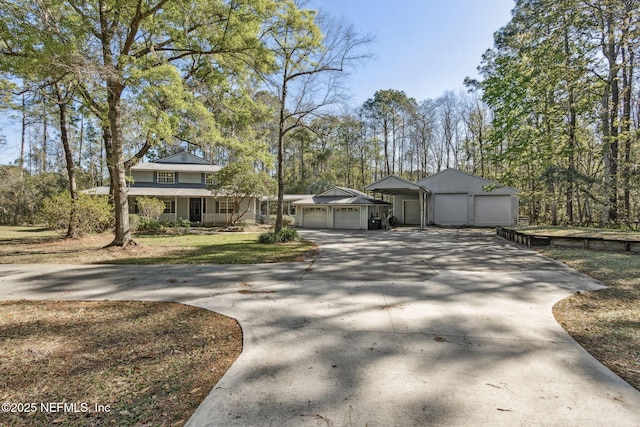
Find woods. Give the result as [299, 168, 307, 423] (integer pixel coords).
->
[1, 0, 639, 233]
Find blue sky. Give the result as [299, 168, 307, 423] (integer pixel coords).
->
[309, 0, 515, 104]
[0, 0, 515, 165]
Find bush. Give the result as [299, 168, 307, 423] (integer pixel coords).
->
[38, 193, 113, 235]
[258, 228, 301, 244]
[267, 215, 294, 226]
[139, 217, 162, 232]
[136, 197, 166, 220]
[129, 214, 140, 234]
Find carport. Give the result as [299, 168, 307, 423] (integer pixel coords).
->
[364, 175, 430, 228]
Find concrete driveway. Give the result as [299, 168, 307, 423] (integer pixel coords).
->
[1, 228, 639, 426]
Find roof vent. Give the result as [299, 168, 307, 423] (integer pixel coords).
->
[181, 153, 187, 162]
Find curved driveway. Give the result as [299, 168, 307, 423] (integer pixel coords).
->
[1, 228, 639, 426]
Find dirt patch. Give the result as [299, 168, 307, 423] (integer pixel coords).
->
[545, 248, 640, 391]
[0, 300, 242, 426]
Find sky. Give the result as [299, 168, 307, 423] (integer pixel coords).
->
[309, 0, 515, 104]
[0, 0, 515, 165]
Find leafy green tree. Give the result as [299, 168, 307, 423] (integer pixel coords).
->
[1, 0, 278, 246]
[210, 162, 274, 226]
[39, 192, 112, 235]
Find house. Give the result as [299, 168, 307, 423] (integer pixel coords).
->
[292, 186, 391, 230]
[85, 151, 260, 225]
[365, 168, 518, 227]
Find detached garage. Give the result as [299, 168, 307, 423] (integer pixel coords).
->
[293, 187, 391, 230]
[417, 169, 518, 227]
[366, 169, 518, 227]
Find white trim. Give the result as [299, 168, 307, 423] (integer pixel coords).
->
[157, 171, 175, 183]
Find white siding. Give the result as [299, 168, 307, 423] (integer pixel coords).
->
[131, 170, 153, 183]
[177, 198, 189, 220]
[179, 172, 202, 184]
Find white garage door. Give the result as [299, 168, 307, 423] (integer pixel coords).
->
[403, 200, 421, 225]
[434, 194, 468, 225]
[302, 207, 328, 228]
[474, 195, 512, 226]
[334, 207, 361, 229]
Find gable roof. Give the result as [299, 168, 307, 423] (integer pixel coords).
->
[364, 175, 430, 195]
[130, 151, 221, 173]
[317, 186, 369, 198]
[416, 168, 517, 194]
[292, 186, 390, 206]
[153, 151, 211, 165]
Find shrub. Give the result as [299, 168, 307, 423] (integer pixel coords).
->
[38, 193, 113, 235]
[267, 215, 294, 226]
[129, 214, 140, 234]
[258, 228, 301, 244]
[136, 197, 166, 220]
[138, 217, 162, 232]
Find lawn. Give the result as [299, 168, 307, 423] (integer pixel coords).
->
[0, 300, 242, 426]
[542, 247, 640, 391]
[0, 226, 313, 425]
[0, 226, 317, 265]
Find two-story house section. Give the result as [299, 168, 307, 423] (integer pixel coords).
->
[86, 151, 260, 225]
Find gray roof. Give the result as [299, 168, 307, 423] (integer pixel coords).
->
[261, 194, 315, 202]
[83, 186, 234, 197]
[292, 195, 391, 206]
[130, 163, 221, 173]
[364, 175, 430, 195]
[292, 185, 390, 206]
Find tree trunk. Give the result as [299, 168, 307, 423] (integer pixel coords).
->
[275, 80, 287, 233]
[105, 80, 133, 247]
[55, 83, 79, 239]
[564, 27, 576, 223]
[622, 49, 633, 222]
[383, 119, 390, 176]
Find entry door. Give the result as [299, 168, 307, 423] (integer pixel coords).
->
[403, 200, 421, 225]
[189, 198, 202, 222]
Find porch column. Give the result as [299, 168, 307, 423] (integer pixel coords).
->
[174, 196, 178, 221]
[419, 190, 425, 229]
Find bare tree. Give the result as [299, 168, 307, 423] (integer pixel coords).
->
[263, 1, 372, 232]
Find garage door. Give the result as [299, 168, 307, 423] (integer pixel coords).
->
[434, 194, 468, 225]
[302, 207, 328, 228]
[474, 195, 512, 226]
[334, 207, 361, 229]
[403, 200, 421, 225]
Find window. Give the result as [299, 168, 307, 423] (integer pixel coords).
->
[205, 173, 216, 185]
[217, 201, 235, 214]
[157, 172, 175, 183]
[163, 200, 176, 214]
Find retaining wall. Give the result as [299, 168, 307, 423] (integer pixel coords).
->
[496, 227, 640, 253]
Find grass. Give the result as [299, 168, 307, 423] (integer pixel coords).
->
[543, 247, 640, 391]
[0, 226, 59, 242]
[0, 226, 317, 265]
[0, 226, 313, 424]
[0, 300, 242, 426]
[516, 225, 640, 241]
